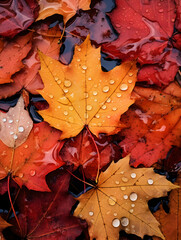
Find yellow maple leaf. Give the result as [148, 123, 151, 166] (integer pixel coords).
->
[37, 0, 91, 23]
[38, 36, 137, 139]
[74, 155, 178, 240]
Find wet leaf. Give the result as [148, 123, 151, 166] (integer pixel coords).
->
[37, 0, 91, 23]
[0, 97, 64, 191]
[119, 83, 181, 167]
[0, 0, 39, 38]
[74, 155, 178, 239]
[153, 174, 181, 240]
[38, 36, 137, 139]
[0, 217, 11, 240]
[0, 34, 32, 84]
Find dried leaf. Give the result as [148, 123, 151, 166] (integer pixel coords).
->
[74, 155, 178, 240]
[37, 0, 91, 23]
[38, 36, 137, 139]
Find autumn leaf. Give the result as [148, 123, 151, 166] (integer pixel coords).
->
[0, 0, 39, 38]
[38, 36, 137, 139]
[0, 96, 64, 191]
[0, 34, 32, 84]
[153, 174, 181, 240]
[37, 0, 91, 23]
[119, 83, 181, 167]
[74, 155, 178, 240]
[7, 171, 87, 239]
[0, 217, 11, 240]
[60, 128, 121, 179]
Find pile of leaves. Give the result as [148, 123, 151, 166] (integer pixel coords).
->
[0, 0, 181, 239]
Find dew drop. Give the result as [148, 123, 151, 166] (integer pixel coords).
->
[121, 187, 126, 191]
[82, 70, 85, 74]
[30, 170, 36, 176]
[93, 91, 98, 96]
[116, 93, 122, 98]
[122, 177, 128, 182]
[131, 173, 136, 179]
[64, 80, 72, 87]
[84, 92, 89, 98]
[10, 131, 14, 135]
[131, 204, 135, 208]
[82, 65, 87, 70]
[158, 8, 163, 13]
[129, 209, 134, 213]
[64, 111, 68, 116]
[88, 77, 92, 81]
[109, 80, 115, 84]
[49, 94, 54, 99]
[112, 107, 117, 111]
[130, 192, 138, 201]
[77, 47, 81, 51]
[120, 84, 128, 91]
[55, 77, 59, 81]
[69, 106, 73, 111]
[95, 114, 100, 118]
[2, 118, 6, 122]
[107, 115, 111, 119]
[89, 211, 94, 216]
[87, 105, 92, 111]
[13, 134, 18, 140]
[101, 105, 106, 110]
[19, 173, 24, 178]
[64, 89, 69, 93]
[129, 72, 133, 77]
[114, 212, 118, 216]
[148, 179, 153, 185]
[106, 98, 111, 103]
[9, 119, 13, 123]
[115, 181, 120, 185]
[84, 113, 88, 119]
[123, 195, 128, 200]
[77, 58, 80, 62]
[24, 145, 28, 149]
[108, 196, 117, 206]
[112, 219, 120, 228]
[103, 86, 110, 93]
[57, 80, 62, 84]
[128, 79, 133, 84]
[18, 126, 24, 133]
[121, 217, 129, 227]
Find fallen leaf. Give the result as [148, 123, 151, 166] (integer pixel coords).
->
[153, 174, 181, 240]
[175, 0, 181, 31]
[8, 171, 87, 239]
[38, 36, 137, 139]
[0, 217, 11, 240]
[0, 34, 32, 84]
[119, 83, 181, 167]
[0, 96, 64, 191]
[37, 0, 91, 23]
[60, 128, 121, 179]
[74, 155, 178, 239]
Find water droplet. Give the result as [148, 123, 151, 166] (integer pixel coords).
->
[94, 98, 97, 102]
[77, 47, 81, 51]
[84, 113, 88, 119]
[109, 80, 115, 84]
[129, 209, 134, 213]
[95, 114, 100, 118]
[120, 84, 128, 91]
[10, 131, 14, 135]
[88, 77, 92, 81]
[64, 89, 69, 93]
[108, 195, 117, 206]
[112, 107, 117, 111]
[64, 111, 68, 116]
[24, 145, 28, 148]
[19, 173, 24, 178]
[101, 105, 106, 110]
[121, 187, 126, 191]
[103, 86, 110, 93]
[112, 219, 120, 228]
[148, 179, 153, 185]
[49, 94, 54, 99]
[82, 65, 87, 70]
[106, 211, 111, 215]
[128, 79, 133, 84]
[55, 77, 59, 81]
[113, 212, 118, 216]
[84, 92, 89, 98]
[129, 72, 133, 77]
[106, 98, 111, 103]
[82, 70, 85, 74]
[120, 171, 124, 174]
[58, 96, 69, 105]
[130, 192, 138, 201]
[116, 93, 122, 98]
[77, 58, 80, 62]
[30, 170, 36, 176]
[13, 134, 18, 140]
[64, 80, 72, 87]
[115, 181, 120, 185]
[121, 217, 129, 227]
[18, 126, 24, 133]
[69, 106, 73, 111]
[89, 211, 94, 216]
[57, 80, 62, 84]
[107, 115, 111, 119]
[123, 195, 128, 199]
[2, 118, 6, 122]
[122, 177, 128, 182]
[131, 173, 136, 179]
[131, 204, 135, 208]
[9, 119, 13, 123]
[158, 8, 163, 13]
[87, 105, 92, 111]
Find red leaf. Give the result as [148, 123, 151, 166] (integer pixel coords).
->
[0, 0, 39, 38]
[9, 171, 87, 239]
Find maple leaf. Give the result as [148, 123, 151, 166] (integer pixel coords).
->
[37, 0, 91, 23]
[0, 217, 11, 240]
[7, 171, 87, 239]
[0, 96, 64, 191]
[74, 155, 178, 240]
[119, 83, 181, 167]
[60, 128, 121, 179]
[0, 34, 32, 84]
[153, 174, 181, 240]
[0, 0, 39, 38]
[38, 36, 137, 139]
